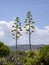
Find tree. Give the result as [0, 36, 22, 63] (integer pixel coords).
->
[39, 45, 49, 65]
[24, 11, 35, 50]
[0, 42, 10, 57]
[0, 41, 4, 47]
[11, 17, 22, 51]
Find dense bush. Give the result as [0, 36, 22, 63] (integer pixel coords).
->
[0, 45, 49, 65]
[39, 45, 49, 65]
[0, 42, 10, 57]
[0, 42, 4, 47]
[24, 58, 33, 65]
[24, 51, 41, 65]
[24, 50, 36, 65]
[26, 50, 35, 58]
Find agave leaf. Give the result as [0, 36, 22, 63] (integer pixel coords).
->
[17, 31, 20, 34]
[12, 34, 15, 36]
[24, 19, 27, 23]
[32, 31, 34, 32]
[19, 23, 21, 26]
[24, 21, 27, 23]
[32, 21, 35, 24]
[24, 26, 26, 28]
[15, 26, 18, 28]
[31, 15, 32, 17]
[13, 37, 15, 39]
[15, 17, 19, 22]
[26, 24, 30, 26]
[26, 29, 29, 31]
[14, 22, 16, 24]
[27, 11, 31, 18]
[26, 32, 28, 34]
[19, 27, 21, 29]
[20, 29, 22, 31]
[14, 29, 17, 31]
[30, 18, 32, 20]
[12, 26, 15, 27]
[31, 26, 35, 29]
[11, 30, 14, 32]
[16, 36, 20, 38]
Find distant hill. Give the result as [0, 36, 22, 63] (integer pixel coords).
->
[9, 44, 46, 51]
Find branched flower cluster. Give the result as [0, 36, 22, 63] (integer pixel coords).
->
[11, 11, 35, 51]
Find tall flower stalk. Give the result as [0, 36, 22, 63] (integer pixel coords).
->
[11, 17, 22, 51]
[24, 11, 35, 50]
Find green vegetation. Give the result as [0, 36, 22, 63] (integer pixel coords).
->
[39, 45, 49, 65]
[0, 44, 49, 65]
[0, 42, 10, 57]
[0, 11, 49, 65]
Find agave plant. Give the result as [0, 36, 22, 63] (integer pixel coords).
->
[24, 11, 35, 50]
[11, 17, 22, 51]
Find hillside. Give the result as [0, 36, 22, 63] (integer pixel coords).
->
[9, 44, 45, 51]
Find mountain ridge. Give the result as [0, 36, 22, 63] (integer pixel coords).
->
[9, 44, 46, 51]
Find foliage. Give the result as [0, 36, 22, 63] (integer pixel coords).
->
[39, 45, 49, 65]
[0, 42, 10, 57]
[0, 41, 4, 47]
[24, 51, 41, 65]
[24, 58, 33, 65]
[26, 50, 35, 58]
[0, 11, 49, 65]
[32, 54, 41, 65]
[0, 46, 49, 65]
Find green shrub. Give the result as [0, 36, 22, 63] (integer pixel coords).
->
[26, 50, 35, 58]
[39, 45, 49, 65]
[0, 42, 10, 57]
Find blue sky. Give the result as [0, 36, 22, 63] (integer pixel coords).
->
[0, 0, 49, 46]
[0, 0, 49, 28]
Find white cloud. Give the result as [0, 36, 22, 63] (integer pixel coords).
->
[0, 21, 49, 46]
[36, 26, 49, 35]
[0, 31, 4, 38]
